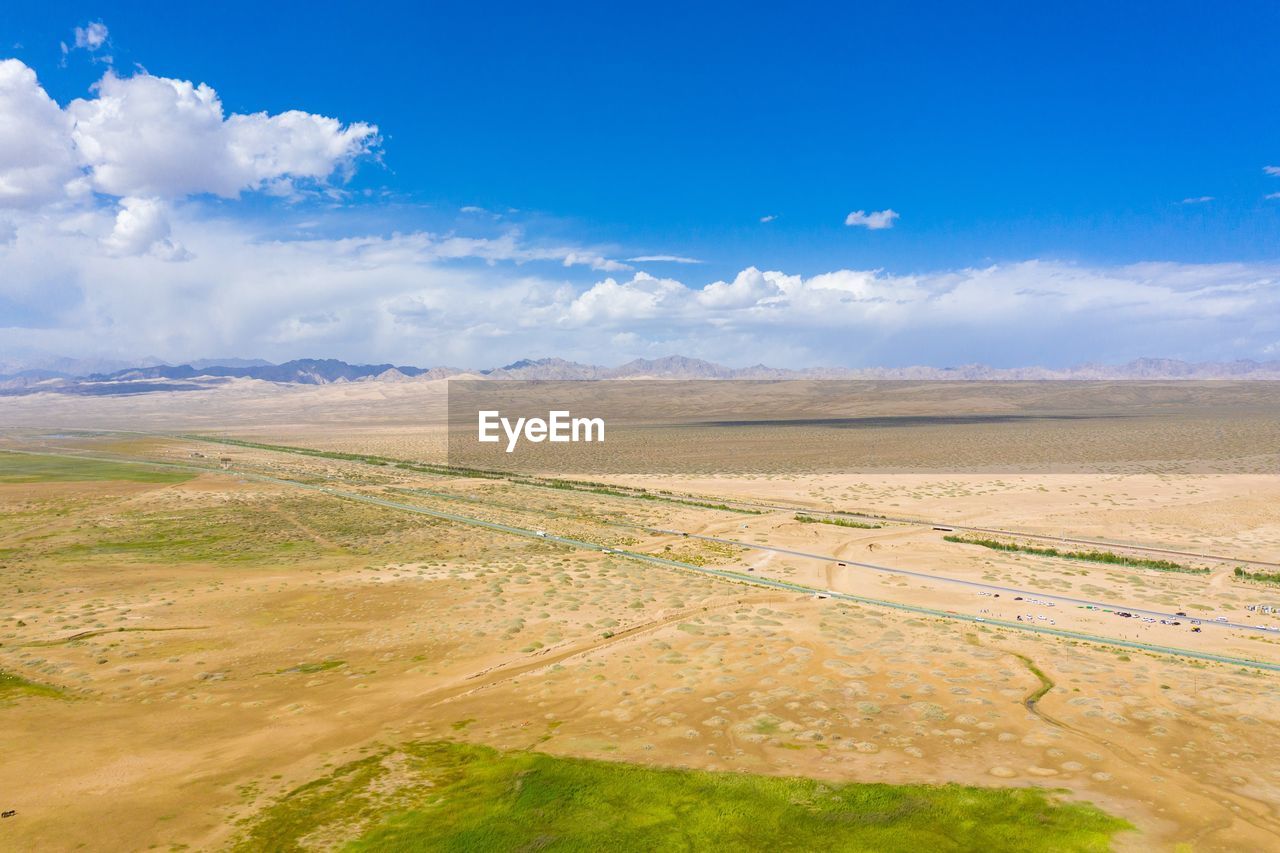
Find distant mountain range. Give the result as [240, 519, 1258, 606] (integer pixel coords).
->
[478, 355, 1280, 381]
[3, 355, 1280, 396]
[85, 358, 459, 384]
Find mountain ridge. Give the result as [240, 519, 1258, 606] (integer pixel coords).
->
[4, 355, 1280, 395]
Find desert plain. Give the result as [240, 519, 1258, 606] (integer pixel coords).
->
[1, 379, 1278, 851]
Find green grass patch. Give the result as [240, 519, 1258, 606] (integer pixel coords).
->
[794, 513, 883, 530]
[236, 740, 1128, 852]
[0, 452, 192, 485]
[51, 513, 317, 564]
[943, 535, 1207, 574]
[0, 670, 67, 703]
[35, 492, 429, 565]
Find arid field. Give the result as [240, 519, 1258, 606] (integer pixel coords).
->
[2, 379, 1279, 851]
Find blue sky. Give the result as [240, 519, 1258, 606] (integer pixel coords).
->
[1, 3, 1279, 368]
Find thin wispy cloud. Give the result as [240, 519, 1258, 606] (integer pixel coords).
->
[759, 214, 776, 223]
[626, 255, 703, 264]
[561, 251, 630, 272]
[61, 21, 111, 66]
[1265, 165, 1280, 176]
[844, 209, 899, 230]
[74, 22, 109, 50]
[1181, 196, 1214, 204]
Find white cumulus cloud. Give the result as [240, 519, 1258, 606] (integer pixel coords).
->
[696, 267, 783, 309]
[844, 208, 899, 230]
[565, 273, 687, 325]
[0, 60, 78, 208]
[102, 197, 191, 260]
[67, 71, 379, 200]
[0, 59, 379, 208]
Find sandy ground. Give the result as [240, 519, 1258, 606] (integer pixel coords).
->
[2, 383, 1279, 850]
[611, 472, 1280, 563]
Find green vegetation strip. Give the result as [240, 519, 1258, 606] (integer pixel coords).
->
[1234, 567, 1280, 585]
[185, 435, 760, 514]
[179, 435, 501, 479]
[1009, 653, 1054, 708]
[794, 513, 882, 529]
[512, 477, 761, 513]
[237, 740, 1128, 852]
[943, 535, 1208, 574]
[0, 450, 192, 484]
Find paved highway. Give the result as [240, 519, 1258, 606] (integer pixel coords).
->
[648, 528, 1271, 635]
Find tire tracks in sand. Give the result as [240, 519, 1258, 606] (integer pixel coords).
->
[988, 640, 1280, 846]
